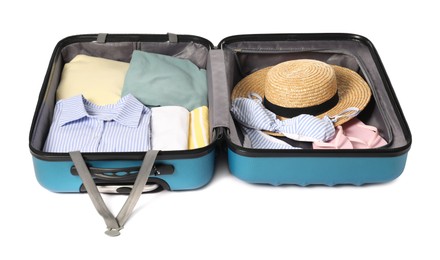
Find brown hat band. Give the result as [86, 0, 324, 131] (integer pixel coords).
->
[263, 92, 339, 118]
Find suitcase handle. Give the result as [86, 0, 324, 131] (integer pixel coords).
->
[70, 164, 174, 181]
[96, 184, 160, 194]
[69, 150, 159, 237]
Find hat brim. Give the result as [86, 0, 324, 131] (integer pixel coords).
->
[231, 64, 372, 127]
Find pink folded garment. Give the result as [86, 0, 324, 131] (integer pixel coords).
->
[342, 118, 387, 149]
[313, 118, 387, 149]
[312, 126, 353, 149]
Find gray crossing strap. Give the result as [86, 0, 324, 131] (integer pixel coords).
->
[69, 150, 159, 236]
[115, 150, 159, 226]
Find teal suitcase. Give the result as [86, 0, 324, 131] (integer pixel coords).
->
[29, 33, 411, 236]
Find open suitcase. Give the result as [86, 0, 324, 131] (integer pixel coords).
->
[29, 33, 411, 235]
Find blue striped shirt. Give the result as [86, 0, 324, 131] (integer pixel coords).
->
[43, 94, 151, 153]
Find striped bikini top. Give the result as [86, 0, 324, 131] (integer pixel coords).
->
[231, 93, 360, 143]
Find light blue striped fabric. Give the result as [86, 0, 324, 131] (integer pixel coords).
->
[241, 126, 301, 149]
[231, 95, 337, 149]
[43, 94, 152, 153]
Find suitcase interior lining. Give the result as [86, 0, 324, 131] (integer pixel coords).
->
[61, 41, 209, 69]
[30, 40, 213, 152]
[30, 35, 411, 154]
[222, 39, 409, 150]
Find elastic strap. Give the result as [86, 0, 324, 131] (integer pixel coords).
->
[69, 150, 159, 236]
[329, 107, 360, 123]
[96, 33, 108, 43]
[167, 33, 178, 43]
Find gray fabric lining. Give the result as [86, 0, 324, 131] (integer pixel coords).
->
[228, 114, 241, 146]
[207, 53, 214, 139]
[224, 40, 408, 149]
[61, 41, 208, 69]
[31, 54, 63, 150]
[207, 50, 230, 132]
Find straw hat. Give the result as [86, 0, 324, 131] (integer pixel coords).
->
[231, 59, 371, 127]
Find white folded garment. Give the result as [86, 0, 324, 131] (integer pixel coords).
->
[151, 106, 189, 151]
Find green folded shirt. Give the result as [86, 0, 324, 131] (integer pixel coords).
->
[122, 50, 208, 111]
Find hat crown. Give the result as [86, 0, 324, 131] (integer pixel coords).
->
[265, 59, 337, 108]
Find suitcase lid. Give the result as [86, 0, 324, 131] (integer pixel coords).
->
[217, 33, 411, 157]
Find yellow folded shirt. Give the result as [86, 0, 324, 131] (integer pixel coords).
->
[56, 54, 129, 105]
[188, 106, 210, 149]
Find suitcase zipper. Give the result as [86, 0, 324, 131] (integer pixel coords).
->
[224, 45, 331, 54]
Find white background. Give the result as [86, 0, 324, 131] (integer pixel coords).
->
[1, 1, 438, 259]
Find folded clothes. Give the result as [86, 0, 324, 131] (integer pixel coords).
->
[188, 106, 210, 149]
[44, 94, 151, 153]
[122, 50, 208, 111]
[56, 54, 129, 105]
[151, 106, 189, 151]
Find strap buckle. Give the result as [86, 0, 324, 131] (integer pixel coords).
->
[105, 227, 123, 237]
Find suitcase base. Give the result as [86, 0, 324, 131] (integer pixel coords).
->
[228, 148, 408, 186]
[33, 149, 216, 193]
